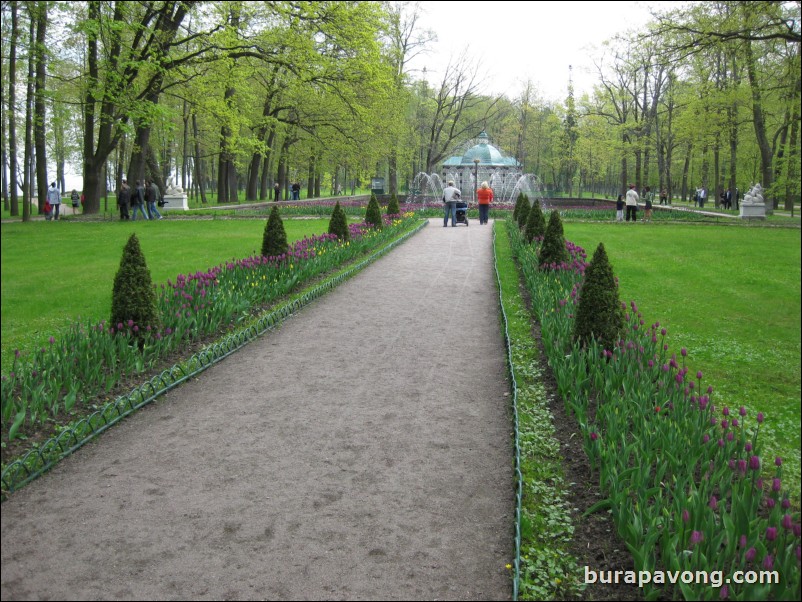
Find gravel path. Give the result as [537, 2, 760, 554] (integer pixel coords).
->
[1, 220, 513, 601]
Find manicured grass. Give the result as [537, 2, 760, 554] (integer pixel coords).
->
[563, 221, 801, 498]
[0, 219, 332, 370]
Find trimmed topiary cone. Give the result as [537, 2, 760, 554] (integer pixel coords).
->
[262, 205, 289, 257]
[328, 201, 350, 241]
[573, 242, 624, 351]
[512, 192, 525, 223]
[538, 210, 569, 269]
[524, 198, 546, 243]
[386, 193, 400, 216]
[516, 193, 530, 229]
[110, 233, 160, 339]
[365, 193, 383, 229]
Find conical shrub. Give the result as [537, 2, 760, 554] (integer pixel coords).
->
[512, 192, 525, 223]
[110, 233, 160, 338]
[573, 243, 624, 351]
[386, 193, 400, 216]
[328, 201, 350, 241]
[524, 198, 546, 243]
[262, 205, 288, 257]
[365, 193, 383, 229]
[538, 210, 569, 268]
[516, 193, 530, 229]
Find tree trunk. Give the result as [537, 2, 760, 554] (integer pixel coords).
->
[22, 10, 36, 221]
[192, 111, 207, 204]
[784, 77, 800, 212]
[388, 151, 398, 195]
[217, 86, 236, 203]
[7, 1, 20, 216]
[681, 143, 692, 202]
[306, 154, 315, 198]
[744, 39, 774, 212]
[33, 1, 48, 211]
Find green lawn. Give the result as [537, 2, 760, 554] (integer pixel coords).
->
[563, 221, 801, 497]
[0, 219, 332, 369]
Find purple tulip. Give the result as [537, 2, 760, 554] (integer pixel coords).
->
[772, 478, 781, 492]
[690, 530, 703, 545]
[745, 442, 752, 452]
[765, 498, 776, 509]
[720, 585, 728, 600]
[782, 498, 791, 510]
[682, 509, 690, 524]
[739, 406, 747, 417]
[750, 456, 760, 471]
[681, 347, 687, 357]
[745, 547, 756, 562]
[703, 434, 711, 444]
[757, 412, 764, 423]
[762, 555, 774, 570]
[697, 370, 703, 380]
[722, 406, 730, 416]
[590, 432, 599, 441]
[739, 535, 747, 549]
[782, 514, 793, 530]
[775, 456, 782, 467]
[709, 495, 718, 511]
[765, 527, 777, 541]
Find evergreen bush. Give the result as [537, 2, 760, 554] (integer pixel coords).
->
[261, 205, 289, 257]
[572, 242, 624, 351]
[538, 210, 569, 268]
[524, 198, 546, 243]
[516, 193, 530, 229]
[365, 193, 383, 229]
[512, 192, 525, 223]
[386, 193, 400, 216]
[110, 233, 160, 338]
[328, 201, 350, 241]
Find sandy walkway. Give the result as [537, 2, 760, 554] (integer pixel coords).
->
[1, 220, 513, 601]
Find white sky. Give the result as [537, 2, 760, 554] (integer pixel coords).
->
[406, 0, 686, 102]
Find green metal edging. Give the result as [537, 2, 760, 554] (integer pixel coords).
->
[492, 222, 522, 601]
[1, 219, 429, 497]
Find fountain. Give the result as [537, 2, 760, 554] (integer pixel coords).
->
[407, 131, 546, 207]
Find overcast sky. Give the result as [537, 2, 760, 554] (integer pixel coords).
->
[406, 0, 686, 102]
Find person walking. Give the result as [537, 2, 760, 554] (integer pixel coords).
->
[643, 186, 653, 222]
[659, 188, 668, 205]
[615, 193, 625, 222]
[477, 181, 493, 225]
[131, 180, 149, 221]
[146, 179, 164, 220]
[47, 182, 61, 220]
[273, 181, 281, 202]
[625, 184, 639, 222]
[291, 181, 301, 200]
[70, 190, 80, 214]
[117, 180, 131, 221]
[442, 180, 461, 227]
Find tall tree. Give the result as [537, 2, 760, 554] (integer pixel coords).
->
[6, 1, 20, 216]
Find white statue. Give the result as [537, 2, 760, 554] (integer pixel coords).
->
[742, 183, 764, 205]
[165, 178, 184, 195]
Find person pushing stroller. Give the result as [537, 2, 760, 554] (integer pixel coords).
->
[442, 181, 462, 227]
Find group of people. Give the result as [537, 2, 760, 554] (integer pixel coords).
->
[441, 180, 494, 227]
[272, 181, 303, 201]
[615, 184, 654, 223]
[116, 179, 164, 221]
[44, 182, 84, 220]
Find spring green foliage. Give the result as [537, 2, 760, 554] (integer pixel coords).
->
[262, 205, 289, 257]
[110, 233, 159, 337]
[572, 243, 624, 351]
[365, 193, 383, 229]
[516, 193, 530, 229]
[538, 211, 569, 268]
[524, 199, 546, 243]
[327, 201, 350, 241]
[386, 193, 400, 216]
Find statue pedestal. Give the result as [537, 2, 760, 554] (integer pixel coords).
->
[739, 203, 766, 220]
[160, 194, 189, 211]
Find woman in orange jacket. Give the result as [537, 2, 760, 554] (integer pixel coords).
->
[477, 181, 493, 225]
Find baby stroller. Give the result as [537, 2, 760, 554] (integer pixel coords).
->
[455, 201, 469, 226]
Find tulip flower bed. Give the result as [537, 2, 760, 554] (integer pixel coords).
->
[507, 220, 800, 600]
[1, 216, 419, 447]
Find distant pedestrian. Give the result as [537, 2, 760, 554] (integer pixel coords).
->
[70, 189, 80, 214]
[131, 180, 149, 221]
[117, 180, 131, 221]
[659, 188, 668, 205]
[291, 181, 301, 200]
[145, 179, 163, 220]
[625, 184, 639, 222]
[643, 186, 653, 222]
[615, 193, 625, 222]
[273, 181, 280, 202]
[47, 182, 61, 220]
[477, 181, 493, 225]
[442, 180, 461, 227]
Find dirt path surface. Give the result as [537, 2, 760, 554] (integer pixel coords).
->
[1, 220, 513, 601]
